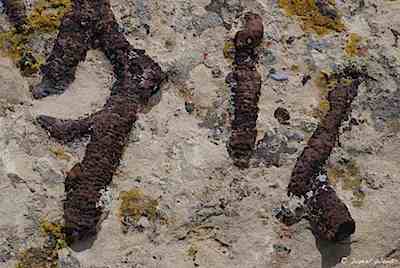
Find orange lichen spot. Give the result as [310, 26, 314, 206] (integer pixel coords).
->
[278, 0, 345, 35]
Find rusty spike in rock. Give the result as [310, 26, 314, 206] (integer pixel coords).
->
[306, 181, 356, 241]
[227, 12, 263, 168]
[2, 0, 27, 30]
[34, 0, 163, 243]
[287, 67, 364, 241]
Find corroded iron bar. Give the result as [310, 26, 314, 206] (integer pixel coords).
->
[35, 0, 163, 243]
[227, 12, 263, 168]
[287, 68, 364, 241]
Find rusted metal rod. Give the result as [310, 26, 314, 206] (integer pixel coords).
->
[34, 0, 163, 243]
[227, 12, 263, 168]
[288, 67, 364, 241]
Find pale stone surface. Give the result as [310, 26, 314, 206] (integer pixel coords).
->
[0, 57, 29, 105]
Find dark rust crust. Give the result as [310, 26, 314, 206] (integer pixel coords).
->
[288, 78, 361, 197]
[227, 12, 263, 168]
[287, 68, 364, 241]
[306, 182, 356, 241]
[2, 0, 27, 30]
[34, 0, 163, 243]
[32, 0, 96, 99]
[234, 12, 264, 50]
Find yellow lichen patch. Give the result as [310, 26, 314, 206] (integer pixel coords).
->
[223, 40, 235, 60]
[40, 219, 67, 249]
[339, 159, 362, 191]
[15, 247, 58, 268]
[352, 189, 366, 208]
[342, 176, 362, 191]
[28, 0, 72, 33]
[387, 119, 400, 133]
[291, 64, 300, 72]
[0, 31, 25, 61]
[345, 33, 362, 57]
[312, 70, 337, 119]
[119, 188, 159, 223]
[312, 99, 331, 119]
[49, 145, 71, 161]
[327, 166, 341, 186]
[0, 0, 71, 75]
[314, 70, 337, 96]
[318, 99, 330, 113]
[328, 159, 366, 207]
[278, 0, 345, 35]
[15, 219, 67, 268]
[187, 244, 198, 257]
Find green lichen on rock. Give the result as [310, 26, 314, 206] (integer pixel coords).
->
[0, 0, 71, 75]
[119, 188, 159, 223]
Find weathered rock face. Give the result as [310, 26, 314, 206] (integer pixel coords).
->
[0, 0, 400, 267]
[0, 57, 29, 105]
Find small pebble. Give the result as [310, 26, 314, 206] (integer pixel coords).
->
[317, 174, 328, 183]
[270, 72, 289, 81]
[274, 107, 290, 124]
[185, 101, 194, 114]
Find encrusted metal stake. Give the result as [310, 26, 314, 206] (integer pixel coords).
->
[226, 12, 263, 168]
[31, 0, 163, 243]
[287, 66, 365, 241]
